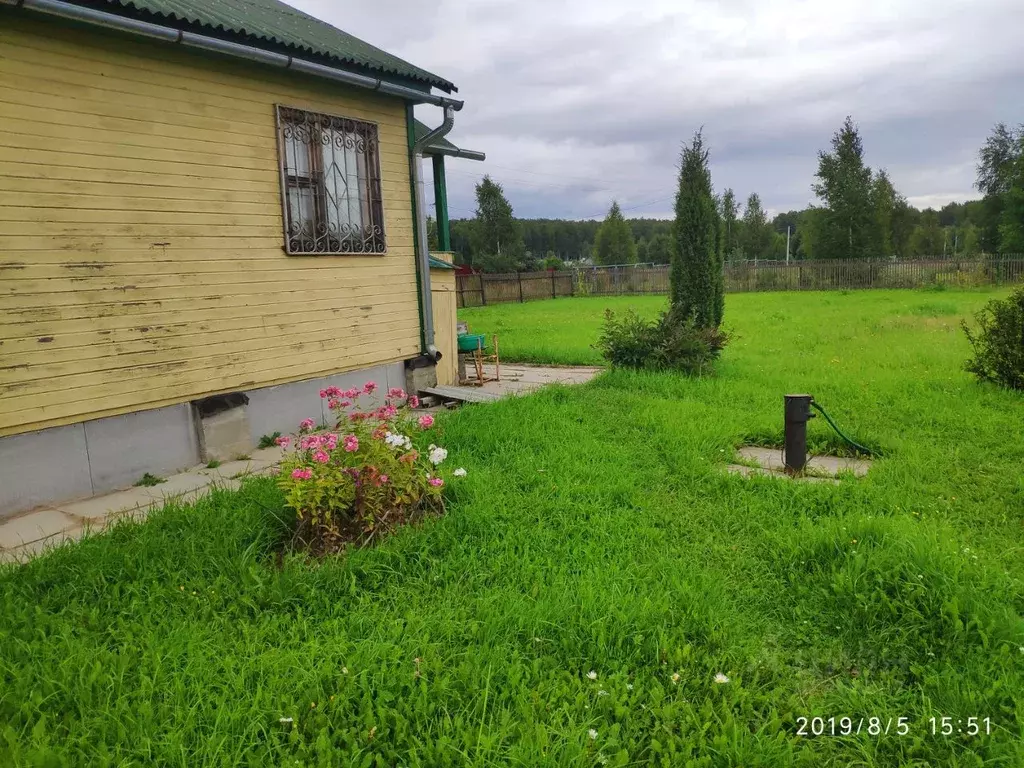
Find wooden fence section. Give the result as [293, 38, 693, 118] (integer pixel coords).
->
[456, 257, 1024, 308]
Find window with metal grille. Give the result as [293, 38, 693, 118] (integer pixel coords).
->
[276, 106, 387, 255]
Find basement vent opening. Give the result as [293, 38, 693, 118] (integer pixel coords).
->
[194, 393, 249, 419]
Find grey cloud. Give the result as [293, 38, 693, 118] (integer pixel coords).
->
[290, 0, 1024, 219]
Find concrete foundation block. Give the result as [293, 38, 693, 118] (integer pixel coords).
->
[196, 407, 252, 463]
[85, 404, 200, 495]
[405, 362, 438, 395]
[0, 424, 93, 519]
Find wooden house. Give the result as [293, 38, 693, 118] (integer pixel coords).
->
[0, 0, 483, 516]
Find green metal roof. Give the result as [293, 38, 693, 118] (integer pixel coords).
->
[82, 0, 456, 92]
[428, 255, 455, 270]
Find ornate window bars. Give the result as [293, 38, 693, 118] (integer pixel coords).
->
[276, 106, 387, 255]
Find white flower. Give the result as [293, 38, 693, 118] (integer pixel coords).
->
[586, 670, 598, 680]
[453, 467, 467, 477]
[342, 667, 349, 675]
[626, 684, 634, 691]
[428, 445, 448, 465]
[279, 717, 294, 724]
[670, 673, 680, 685]
[384, 432, 411, 450]
[597, 689, 609, 697]
[587, 729, 598, 740]
[714, 673, 730, 684]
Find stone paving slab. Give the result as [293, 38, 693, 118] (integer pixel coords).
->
[55, 488, 157, 522]
[0, 508, 81, 548]
[461, 364, 602, 399]
[0, 526, 86, 564]
[736, 446, 871, 477]
[137, 472, 213, 501]
[199, 458, 277, 482]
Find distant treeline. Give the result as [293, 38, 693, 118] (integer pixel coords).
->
[449, 200, 990, 272]
[442, 117, 1022, 273]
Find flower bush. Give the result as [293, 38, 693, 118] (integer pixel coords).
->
[277, 382, 463, 553]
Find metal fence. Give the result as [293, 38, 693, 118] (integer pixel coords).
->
[455, 257, 1024, 308]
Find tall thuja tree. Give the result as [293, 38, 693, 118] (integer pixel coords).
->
[813, 116, 878, 258]
[593, 201, 638, 265]
[671, 131, 720, 327]
[471, 175, 524, 270]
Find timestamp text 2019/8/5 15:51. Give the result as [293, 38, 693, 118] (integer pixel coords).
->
[795, 716, 993, 738]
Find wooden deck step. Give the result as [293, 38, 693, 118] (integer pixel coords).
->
[420, 386, 501, 404]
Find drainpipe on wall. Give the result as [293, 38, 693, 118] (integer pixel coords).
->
[410, 106, 456, 361]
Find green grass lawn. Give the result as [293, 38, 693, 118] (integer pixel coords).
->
[3, 289, 1024, 766]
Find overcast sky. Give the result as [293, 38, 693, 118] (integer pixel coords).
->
[288, 0, 1024, 221]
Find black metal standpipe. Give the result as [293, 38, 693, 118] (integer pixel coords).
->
[784, 394, 815, 473]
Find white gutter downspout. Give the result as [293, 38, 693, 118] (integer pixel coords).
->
[3, 0, 464, 110]
[411, 106, 456, 361]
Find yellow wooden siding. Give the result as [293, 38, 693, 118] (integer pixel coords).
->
[0, 13, 425, 437]
[430, 268, 458, 386]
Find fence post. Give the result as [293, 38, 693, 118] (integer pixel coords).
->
[479, 274, 487, 306]
[518, 272, 524, 303]
[551, 270, 556, 298]
[457, 275, 464, 308]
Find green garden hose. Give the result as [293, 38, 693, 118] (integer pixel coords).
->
[810, 401, 874, 457]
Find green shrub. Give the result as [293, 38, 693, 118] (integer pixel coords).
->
[596, 307, 728, 375]
[962, 286, 1024, 390]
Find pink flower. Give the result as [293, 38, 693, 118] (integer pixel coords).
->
[325, 386, 341, 398]
[327, 398, 341, 409]
[375, 404, 397, 420]
[428, 476, 444, 488]
[319, 389, 328, 399]
[372, 425, 388, 440]
[275, 436, 291, 447]
[324, 433, 339, 450]
[343, 434, 359, 452]
[299, 434, 324, 450]
[343, 388, 360, 399]
[339, 399, 352, 408]
[291, 467, 313, 480]
[418, 414, 435, 429]
[388, 387, 407, 399]
[408, 395, 420, 409]
[312, 450, 330, 464]
[349, 412, 369, 422]
[379, 474, 389, 484]
[362, 381, 378, 395]
[299, 418, 316, 433]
